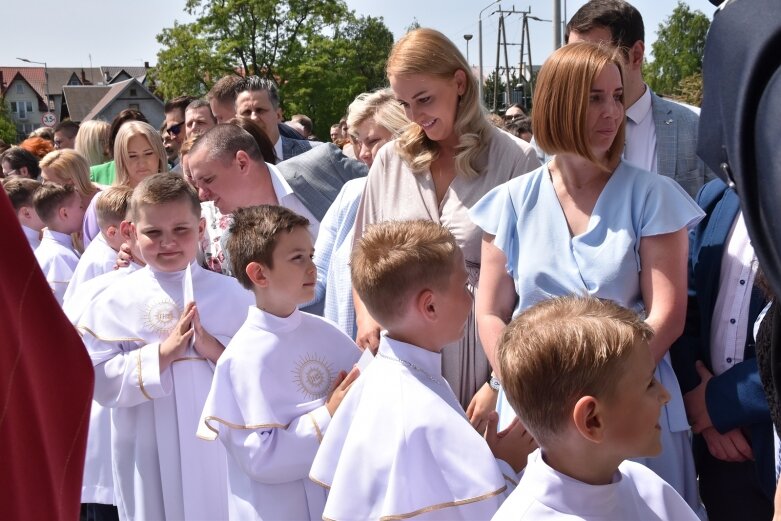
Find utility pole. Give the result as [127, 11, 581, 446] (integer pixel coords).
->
[478, 0, 500, 105]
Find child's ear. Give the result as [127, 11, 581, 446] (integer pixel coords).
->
[245, 261, 269, 288]
[415, 288, 437, 322]
[106, 224, 117, 239]
[120, 220, 133, 241]
[572, 396, 605, 443]
[198, 216, 206, 239]
[59, 205, 69, 221]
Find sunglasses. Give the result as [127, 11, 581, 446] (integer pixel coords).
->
[503, 114, 524, 121]
[167, 122, 184, 136]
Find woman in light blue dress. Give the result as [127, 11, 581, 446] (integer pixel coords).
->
[469, 42, 706, 518]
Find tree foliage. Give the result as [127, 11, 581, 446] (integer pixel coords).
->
[153, 0, 395, 139]
[0, 99, 18, 144]
[644, 2, 710, 98]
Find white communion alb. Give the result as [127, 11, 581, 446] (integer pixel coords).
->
[198, 306, 361, 520]
[310, 334, 519, 521]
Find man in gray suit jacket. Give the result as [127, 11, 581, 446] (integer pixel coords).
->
[566, 0, 715, 198]
[235, 76, 320, 163]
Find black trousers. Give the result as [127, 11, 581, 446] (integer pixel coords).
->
[80, 503, 119, 521]
[695, 436, 773, 521]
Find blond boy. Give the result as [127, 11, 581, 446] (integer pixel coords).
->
[310, 220, 535, 520]
[198, 205, 360, 521]
[492, 296, 699, 520]
[2, 176, 44, 250]
[78, 174, 253, 520]
[33, 183, 85, 304]
[64, 186, 133, 304]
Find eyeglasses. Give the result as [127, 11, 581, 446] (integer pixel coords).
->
[166, 122, 184, 136]
[503, 114, 525, 121]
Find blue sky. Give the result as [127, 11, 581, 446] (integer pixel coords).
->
[3, 0, 717, 71]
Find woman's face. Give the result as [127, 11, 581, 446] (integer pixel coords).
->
[125, 135, 160, 187]
[586, 64, 624, 159]
[389, 70, 465, 145]
[353, 118, 392, 168]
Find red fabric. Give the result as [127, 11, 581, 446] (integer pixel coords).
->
[0, 189, 93, 520]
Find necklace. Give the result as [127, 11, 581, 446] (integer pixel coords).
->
[378, 352, 443, 386]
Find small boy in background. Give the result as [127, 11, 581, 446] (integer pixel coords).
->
[64, 186, 133, 303]
[492, 296, 699, 520]
[2, 176, 44, 250]
[310, 220, 534, 520]
[78, 173, 254, 520]
[33, 183, 85, 304]
[198, 205, 361, 521]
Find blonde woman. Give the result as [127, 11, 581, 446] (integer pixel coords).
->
[40, 149, 100, 252]
[82, 121, 167, 247]
[75, 120, 111, 169]
[352, 28, 540, 408]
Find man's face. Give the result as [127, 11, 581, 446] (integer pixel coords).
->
[185, 106, 216, 138]
[189, 147, 247, 214]
[504, 106, 525, 122]
[164, 108, 186, 155]
[210, 98, 235, 124]
[235, 90, 281, 143]
[53, 130, 75, 150]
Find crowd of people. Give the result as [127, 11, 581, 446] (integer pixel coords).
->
[1, 0, 777, 519]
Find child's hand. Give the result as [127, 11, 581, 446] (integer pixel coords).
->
[325, 366, 360, 416]
[485, 412, 537, 473]
[466, 382, 499, 434]
[114, 242, 133, 270]
[159, 302, 195, 371]
[191, 304, 225, 363]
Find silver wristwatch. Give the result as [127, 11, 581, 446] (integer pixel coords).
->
[489, 375, 501, 391]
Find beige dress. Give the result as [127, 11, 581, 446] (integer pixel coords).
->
[354, 126, 541, 408]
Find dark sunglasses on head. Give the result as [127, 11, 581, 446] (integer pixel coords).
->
[167, 122, 184, 136]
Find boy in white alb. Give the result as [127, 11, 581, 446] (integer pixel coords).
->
[78, 174, 254, 520]
[309, 220, 535, 520]
[33, 183, 85, 305]
[64, 186, 133, 303]
[2, 177, 44, 250]
[65, 216, 144, 521]
[492, 296, 699, 520]
[197, 205, 361, 520]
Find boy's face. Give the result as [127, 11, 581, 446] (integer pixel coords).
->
[132, 199, 203, 272]
[436, 250, 473, 345]
[261, 226, 316, 308]
[601, 340, 671, 458]
[61, 193, 86, 234]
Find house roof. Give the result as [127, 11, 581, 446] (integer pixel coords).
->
[0, 67, 47, 100]
[81, 77, 160, 122]
[0, 65, 149, 100]
[61, 85, 113, 122]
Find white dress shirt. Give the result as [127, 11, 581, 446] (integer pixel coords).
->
[625, 85, 657, 173]
[710, 212, 758, 376]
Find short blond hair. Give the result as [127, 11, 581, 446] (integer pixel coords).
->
[96, 186, 133, 230]
[497, 296, 652, 444]
[352, 220, 459, 325]
[114, 121, 168, 186]
[75, 120, 111, 166]
[130, 173, 199, 222]
[39, 149, 97, 199]
[532, 42, 626, 170]
[346, 89, 409, 139]
[226, 205, 311, 290]
[32, 182, 77, 225]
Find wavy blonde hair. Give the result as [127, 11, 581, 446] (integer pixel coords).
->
[386, 28, 490, 178]
[75, 120, 111, 166]
[113, 121, 168, 187]
[39, 149, 98, 198]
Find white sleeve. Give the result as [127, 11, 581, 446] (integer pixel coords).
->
[88, 339, 173, 408]
[219, 405, 331, 484]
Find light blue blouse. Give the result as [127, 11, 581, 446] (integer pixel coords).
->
[470, 160, 705, 433]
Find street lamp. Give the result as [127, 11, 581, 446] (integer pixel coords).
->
[478, 0, 500, 104]
[463, 34, 473, 64]
[17, 57, 50, 111]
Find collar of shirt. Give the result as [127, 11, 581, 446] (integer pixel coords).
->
[626, 84, 652, 125]
[267, 161, 296, 205]
[43, 228, 74, 247]
[273, 136, 283, 164]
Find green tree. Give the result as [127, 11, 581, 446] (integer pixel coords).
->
[0, 99, 17, 144]
[644, 2, 710, 97]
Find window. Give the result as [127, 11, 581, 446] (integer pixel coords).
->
[15, 83, 23, 94]
[129, 88, 137, 96]
[25, 101, 32, 112]
[9, 102, 16, 113]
